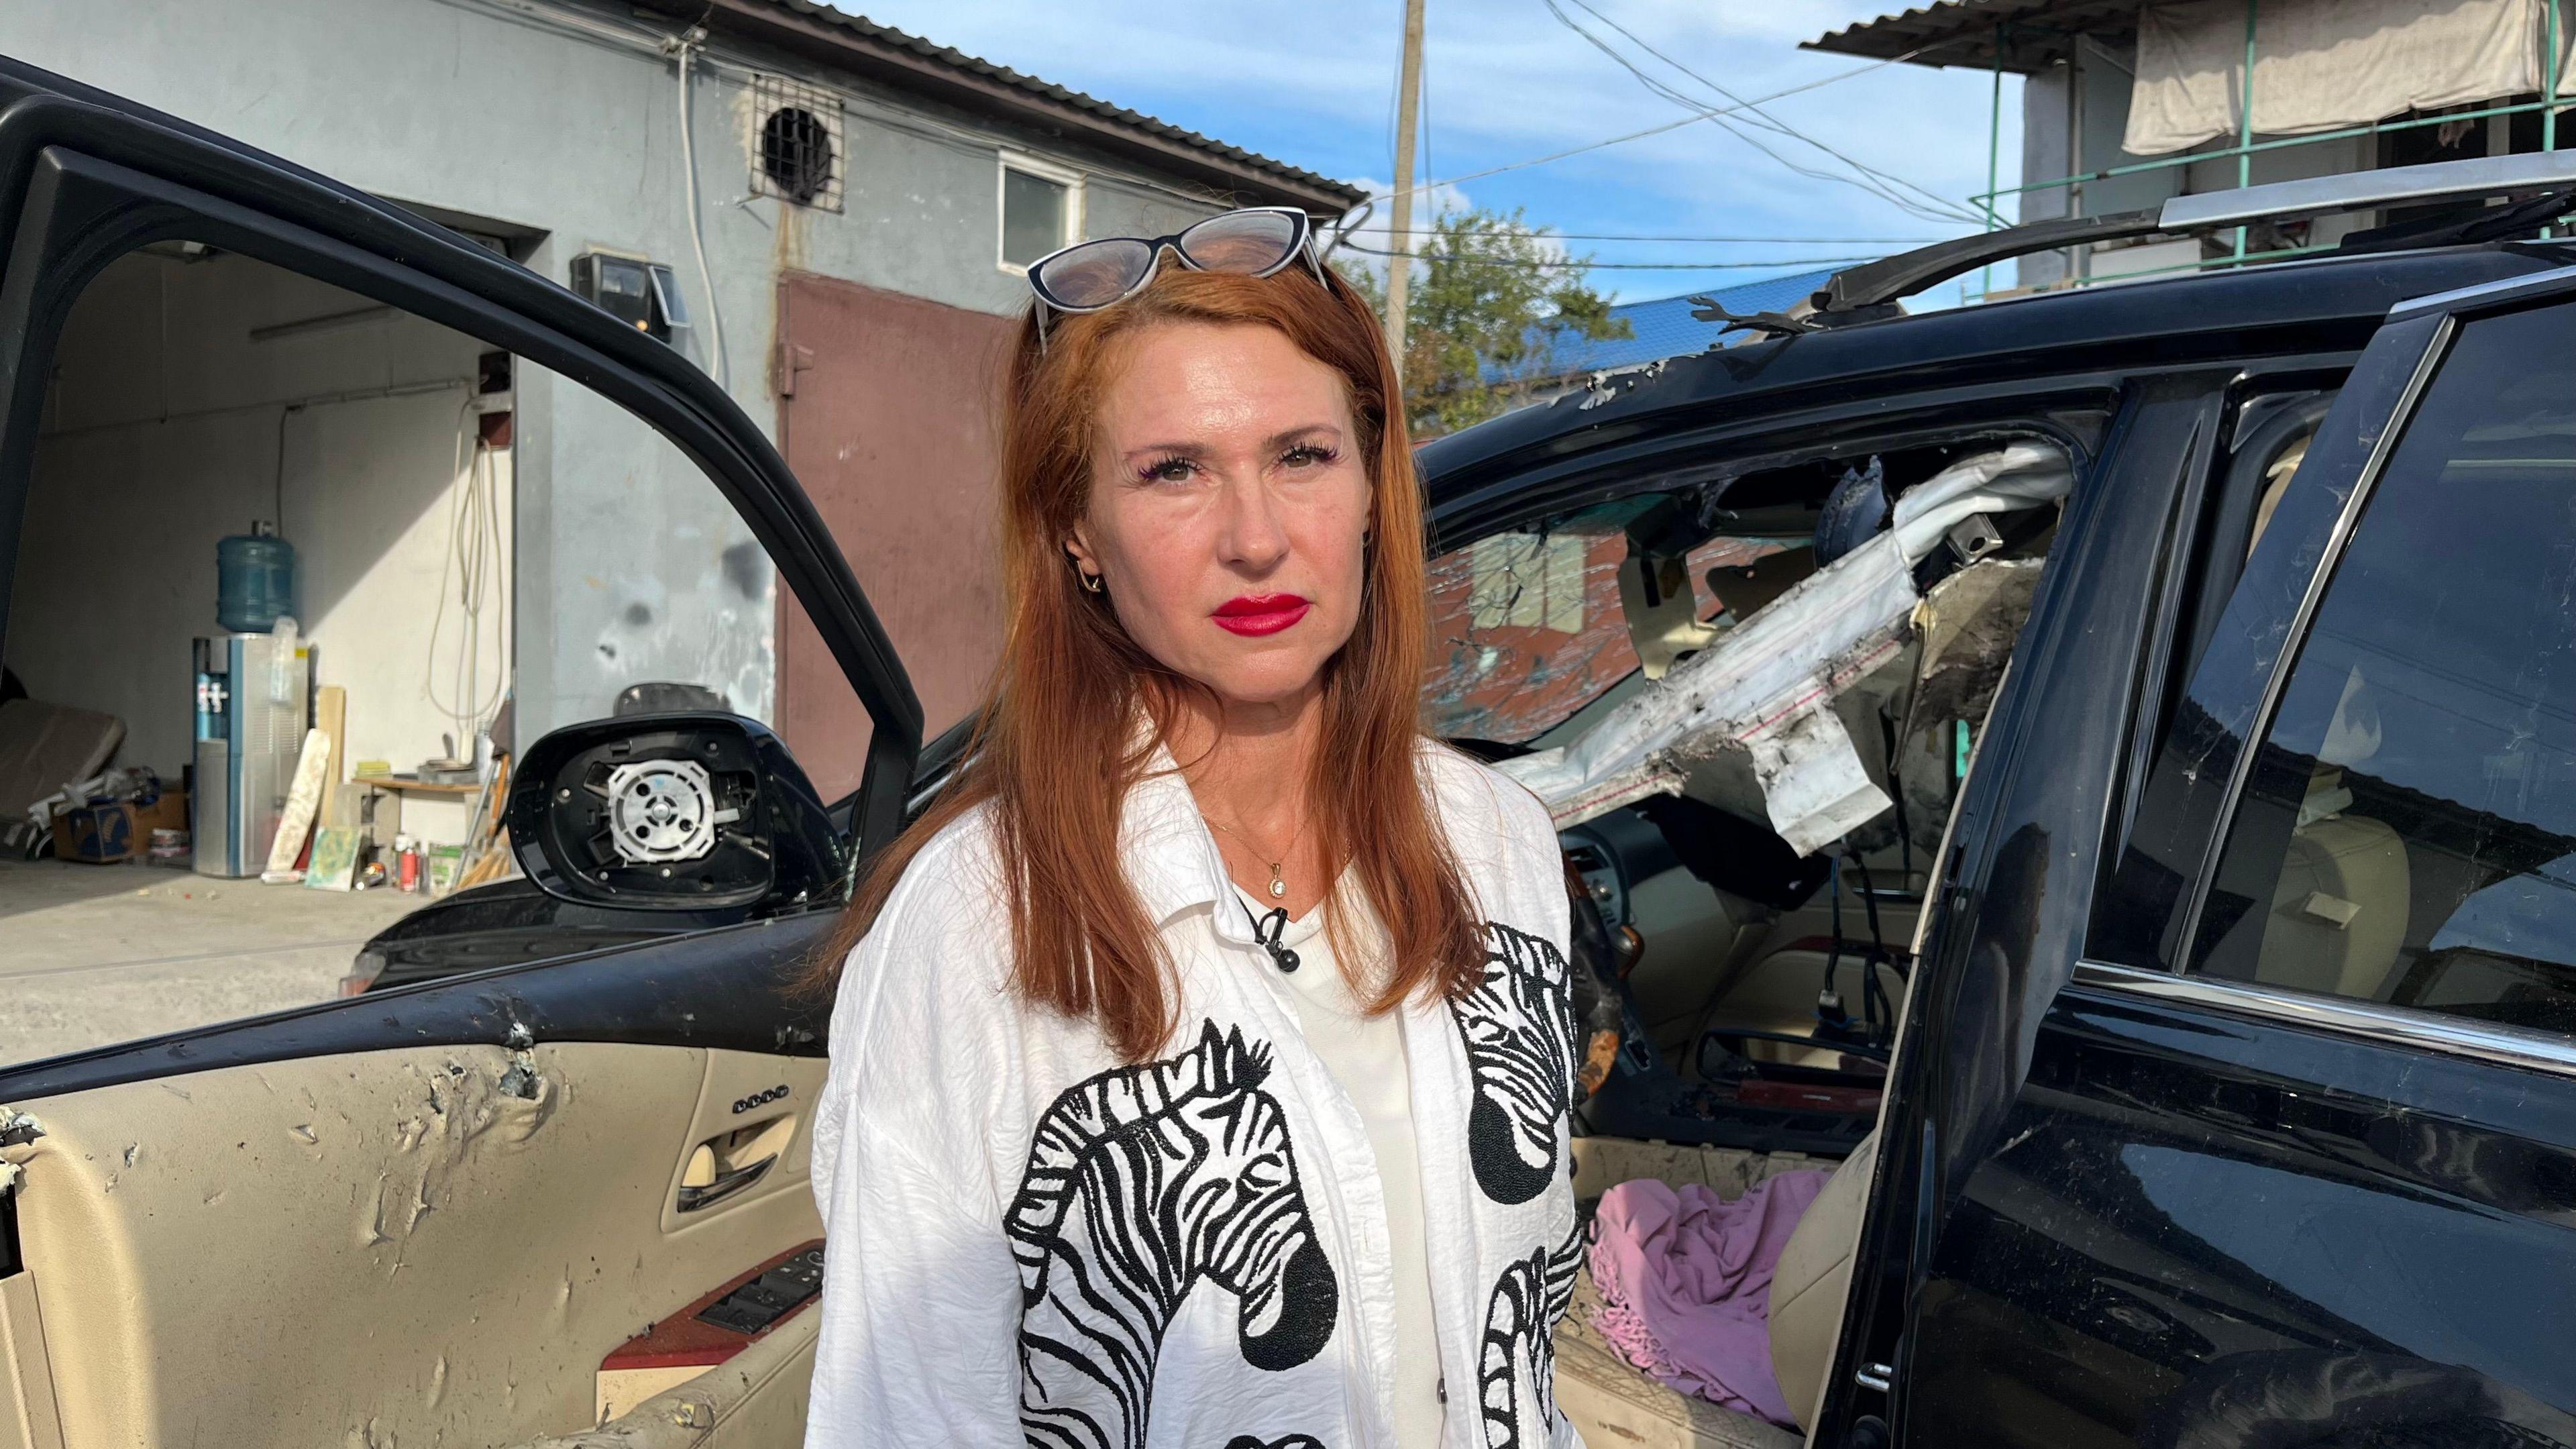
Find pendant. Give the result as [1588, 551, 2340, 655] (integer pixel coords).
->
[1268, 865, 1285, 899]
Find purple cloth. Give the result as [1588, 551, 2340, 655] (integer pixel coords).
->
[1587, 1169, 1831, 1426]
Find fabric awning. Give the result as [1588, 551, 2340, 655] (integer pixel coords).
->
[2126, 0, 2576, 156]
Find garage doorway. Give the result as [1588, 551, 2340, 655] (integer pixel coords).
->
[772, 273, 1015, 799]
[0, 244, 517, 1061]
[9, 247, 512, 808]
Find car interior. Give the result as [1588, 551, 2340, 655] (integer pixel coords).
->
[1424, 428, 2073, 1443]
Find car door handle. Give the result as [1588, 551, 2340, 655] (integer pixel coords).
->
[677, 1153, 777, 1213]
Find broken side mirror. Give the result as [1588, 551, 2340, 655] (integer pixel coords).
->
[506, 712, 844, 912]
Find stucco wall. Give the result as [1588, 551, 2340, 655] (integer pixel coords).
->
[0, 0, 1238, 745]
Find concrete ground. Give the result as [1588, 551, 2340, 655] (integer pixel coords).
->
[0, 857, 433, 1069]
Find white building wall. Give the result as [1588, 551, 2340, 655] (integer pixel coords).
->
[0, 0, 1239, 741]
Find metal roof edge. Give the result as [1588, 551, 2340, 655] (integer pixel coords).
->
[640, 0, 1364, 214]
[1803, 0, 2149, 73]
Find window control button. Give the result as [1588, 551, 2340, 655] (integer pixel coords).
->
[695, 1250, 826, 1335]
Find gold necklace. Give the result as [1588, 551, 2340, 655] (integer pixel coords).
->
[1204, 809, 1311, 900]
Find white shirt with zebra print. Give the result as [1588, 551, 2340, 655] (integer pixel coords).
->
[804, 742, 1585, 1449]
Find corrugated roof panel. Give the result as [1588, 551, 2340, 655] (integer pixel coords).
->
[1499, 268, 1847, 380]
[1804, 0, 2147, 72]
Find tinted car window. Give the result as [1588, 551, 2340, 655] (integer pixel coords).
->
[2188, 304, 2576, 1034]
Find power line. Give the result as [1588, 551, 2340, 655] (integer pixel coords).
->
[1349, 45, 1933, 207]
[1550, 0, 1961, 222]
[1369, 228, 1947, 242]
[1545, 4, 1979, 227]
[1337, 241, 1879, 270]
[1542, 0, 1945, 223]
[1557, 0, 1983, 225]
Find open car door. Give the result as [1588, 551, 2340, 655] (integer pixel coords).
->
[1813, 267, 2576, 1445]
[0, 60, 920, 1447]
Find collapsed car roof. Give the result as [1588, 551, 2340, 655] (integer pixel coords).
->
[1421, 148, 2576, 545]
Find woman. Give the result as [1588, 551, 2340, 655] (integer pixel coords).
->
[802, 207, 1580, 1449]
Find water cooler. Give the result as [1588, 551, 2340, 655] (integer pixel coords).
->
[192, 633, 309, 878]
[194, 528, 307, 877]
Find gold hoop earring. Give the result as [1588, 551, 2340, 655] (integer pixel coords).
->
[1080, 570, 1105, 595]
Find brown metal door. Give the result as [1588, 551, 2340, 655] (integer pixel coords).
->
[773, 272, 1016, 798]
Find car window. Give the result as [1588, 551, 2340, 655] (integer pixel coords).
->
[1422, 508, 1783, 745]
[0, 240, 835, 1065]
[2186, 303, 2576, 1034]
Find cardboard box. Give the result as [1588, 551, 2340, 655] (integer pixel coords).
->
[131, 788, 189, 839]
[52, 800, 136, 863]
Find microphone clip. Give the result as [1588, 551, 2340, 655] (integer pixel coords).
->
[1246, 902, 1301, 973]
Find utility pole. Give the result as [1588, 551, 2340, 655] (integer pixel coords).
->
[1383, 0, 1426, 383]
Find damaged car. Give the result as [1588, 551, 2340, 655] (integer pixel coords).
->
[6, 55, 2576, 1449]
[1415, 149, 2576, 1446]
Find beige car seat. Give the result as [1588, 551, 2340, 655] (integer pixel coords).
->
[1766, 1130, 1877, 1434]
[2261, 808, 2410, 1000]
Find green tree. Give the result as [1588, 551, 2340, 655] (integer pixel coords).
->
[1346, 207, 1630, 439]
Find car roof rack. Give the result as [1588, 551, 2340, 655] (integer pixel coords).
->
[1813, 148, 2576, 321]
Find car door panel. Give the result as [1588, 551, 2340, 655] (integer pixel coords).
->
[1907, 980, 2576, 1446]
[7, 1040, 822, 1446]
[1826, 277, 2576, 1444]
[1805, 372, 2233, 1443]
[0, 1271, 64, 1449]
[0, 57, 895, 1447]
[527, 1307, 820, 1449]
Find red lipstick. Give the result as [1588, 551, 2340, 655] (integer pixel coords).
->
[1211, 593, 1311, 637]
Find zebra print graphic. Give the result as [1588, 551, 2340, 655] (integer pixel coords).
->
[1477, 1218, 1585, 1449]
[1452, 922, 1579, 1205]
[1007, 1019, 1340, 1449]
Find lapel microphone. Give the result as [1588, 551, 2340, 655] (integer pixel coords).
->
[1244, 902, 1301, 973]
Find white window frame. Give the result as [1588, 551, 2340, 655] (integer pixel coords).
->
[996, 150, 1085, 275]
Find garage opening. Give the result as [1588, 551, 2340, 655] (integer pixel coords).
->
[0, 244, 515, 1063]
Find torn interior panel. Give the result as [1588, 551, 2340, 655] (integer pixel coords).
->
[1748, 704, 1894, 857]
[1911, 557, 2045, 733]
[1499, 441, 2073, 849]
[0, 1110, 42, 1150]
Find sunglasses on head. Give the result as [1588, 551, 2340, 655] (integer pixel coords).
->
[1024, 206, 1329, 343]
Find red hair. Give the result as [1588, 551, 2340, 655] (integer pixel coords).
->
[805, 262, 1484, 1062]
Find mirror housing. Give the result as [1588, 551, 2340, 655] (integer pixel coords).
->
[506, 712, 845, 912]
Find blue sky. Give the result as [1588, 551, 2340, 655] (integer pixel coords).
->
[839, 0, 2023, 309]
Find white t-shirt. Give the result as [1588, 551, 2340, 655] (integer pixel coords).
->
[1236, 885, 1447, 1449]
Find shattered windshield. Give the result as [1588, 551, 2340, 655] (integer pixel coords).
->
[1460, 442, 2073, 862]
[1423, 500, 1784, 745]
